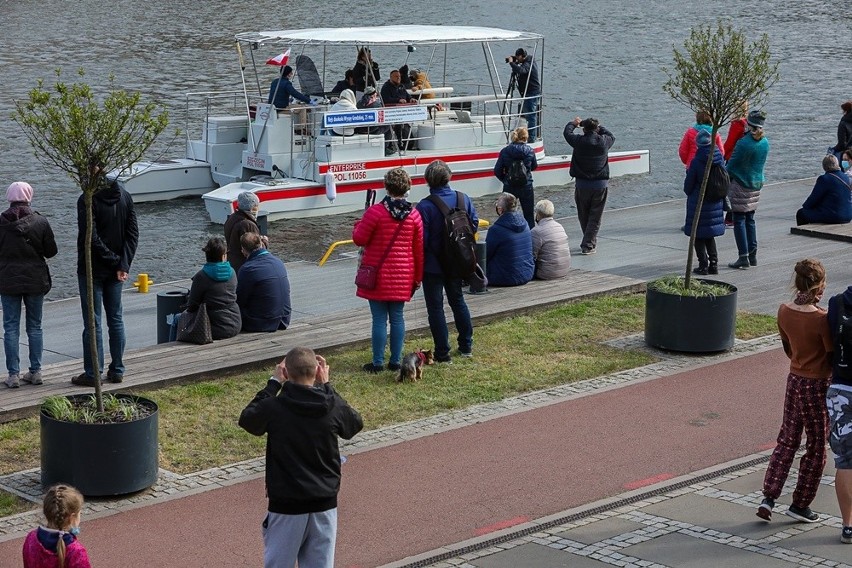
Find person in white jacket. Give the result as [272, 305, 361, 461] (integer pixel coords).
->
[329, 89, 357, 136]
[530, 199, 571, 280]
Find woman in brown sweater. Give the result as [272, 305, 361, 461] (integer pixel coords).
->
[757, 259, 833, 523]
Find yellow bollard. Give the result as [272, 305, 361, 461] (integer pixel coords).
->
[133, 273, 154, 293]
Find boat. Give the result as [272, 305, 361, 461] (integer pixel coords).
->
[113, 25, 650, 221]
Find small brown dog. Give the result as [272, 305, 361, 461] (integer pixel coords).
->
[397, 349, 433, 382]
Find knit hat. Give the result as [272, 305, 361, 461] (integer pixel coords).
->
[695, 130, 711, 147]
[237, 191, 260, 212]
[747, 110, 766, 128]
[6, 181, 33, 203]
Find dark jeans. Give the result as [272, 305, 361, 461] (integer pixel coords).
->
[732, 211, 757, 256]
[574, 185, 608, 252]
[521, 96, 540, 140]
[694, 237, 718, 267]
[78, 274, 126, 378]
[422, 272, 473, 359]
[1, 293, 44, 376]
[506, 183, 535, 229]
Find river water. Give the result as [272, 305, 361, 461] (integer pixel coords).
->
[0, 0, 845, 299]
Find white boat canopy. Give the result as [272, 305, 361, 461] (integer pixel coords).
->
[235, 25, 542, 47]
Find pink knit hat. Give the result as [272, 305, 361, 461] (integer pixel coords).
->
[6, 181, 33, 203]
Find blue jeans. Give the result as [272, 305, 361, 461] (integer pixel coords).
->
[78, 275, 125, 378]
[521, 96, 540, 140]
[368, 300, 405, 366]
[1, 294, 45, 376]
[422, 273, 473, 359]
[732, 211, 757, 256]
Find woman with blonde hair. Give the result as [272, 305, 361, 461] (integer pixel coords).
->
[756, 259, 832, 524]
[493, 126, 538, 229]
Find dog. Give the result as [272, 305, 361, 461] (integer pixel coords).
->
[397, 349, 433, 382]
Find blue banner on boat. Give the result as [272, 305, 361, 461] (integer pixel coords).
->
[323, 106, 429, 128]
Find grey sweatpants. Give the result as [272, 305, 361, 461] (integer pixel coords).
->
[262, 508, 337, 568]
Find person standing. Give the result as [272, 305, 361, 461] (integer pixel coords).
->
[507, 48, 541, 140]
[727, 110, 769, 269]
[239, 347, 363, 568]
[224, 191, 263, 275]
[352, 168, 423, 374]
[494, 126, 538, 229]
[724, 102, 749, 161]
[756, 259, 832, 524]
[827, 283, 852, 543]
[563, 117, 615, 255]
[236, 232, 291, 333]
[267, 65, 312, 110]
[683, 130, 726, 275]
[678, 110, 724, 168]
[0, 182, 57, 388]
[832, 101, 852, 159]
[415, 160, 477, 362]
[23, 484, 91, 568]
[72, 165, 138, 387]
[353, 47, 380, 96]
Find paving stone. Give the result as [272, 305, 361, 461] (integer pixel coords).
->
[624, 532, 791, 567]
[555, 517, 645, 545]
[780, 525, 852, 564]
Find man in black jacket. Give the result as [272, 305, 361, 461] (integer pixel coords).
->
[72, 166, 138, 386]
[239, 346, 363, 568]
[564, 117, 615, 255]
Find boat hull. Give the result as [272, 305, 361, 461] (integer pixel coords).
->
[113, 159, 216, 202]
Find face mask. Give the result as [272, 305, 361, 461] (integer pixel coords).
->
[843, 161, 850, 170]
[69, 526, 81, 536]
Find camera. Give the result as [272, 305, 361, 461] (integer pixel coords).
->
[505, 56, 514, 63]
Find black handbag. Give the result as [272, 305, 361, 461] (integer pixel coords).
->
[176, 303, 213, 345]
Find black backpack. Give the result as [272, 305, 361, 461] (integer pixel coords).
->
[704, 162, 730, 201]
[834, 295, 852, 380]
[506, 158, 529, 188]
[427, 192, 478, 279]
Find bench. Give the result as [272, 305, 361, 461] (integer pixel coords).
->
[790, 222, 852, 243]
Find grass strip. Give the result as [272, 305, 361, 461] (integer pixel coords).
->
[0, 294, 777, 476]
[0, 489, 36, 518]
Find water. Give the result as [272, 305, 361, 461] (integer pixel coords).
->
[0, 0, 846, 299]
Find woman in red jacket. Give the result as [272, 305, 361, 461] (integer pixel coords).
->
[353, 168, 424, 373]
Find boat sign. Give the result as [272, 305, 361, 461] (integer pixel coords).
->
[327, 162, 367, 182]
[324, 105, 429, 128]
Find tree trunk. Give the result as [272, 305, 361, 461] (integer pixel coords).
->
[84, 192, 103, 412]
[684, 127, 718, 289]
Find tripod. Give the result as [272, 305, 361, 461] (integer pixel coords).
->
[501, 72, 518, 142]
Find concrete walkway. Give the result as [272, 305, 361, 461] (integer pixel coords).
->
[0, 177, 851, 567]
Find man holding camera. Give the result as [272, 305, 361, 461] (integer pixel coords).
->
[564, 117, 615, 255]
[507, 48, 541, 140]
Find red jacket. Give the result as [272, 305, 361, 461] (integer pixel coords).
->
[679, 126, 724, 168]
[724, 118, 747, 161]
[352, 200, 423, 302]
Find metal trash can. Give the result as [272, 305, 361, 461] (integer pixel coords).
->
[475, 240, 487, 274]
[156, 290, 188, 344]
[257, 210, 269, 236]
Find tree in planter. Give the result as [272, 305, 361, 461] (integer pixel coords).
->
[662, 21, 778, 290]
[13, 69, 168, 412]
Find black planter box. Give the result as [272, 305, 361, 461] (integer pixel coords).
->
[40, 394, 159, 497]
[645, 280, 738, 353]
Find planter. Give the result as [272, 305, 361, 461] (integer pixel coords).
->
[40, 394, 159, 496]
[644, 280, 737, 353]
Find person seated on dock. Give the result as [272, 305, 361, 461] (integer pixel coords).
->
[186, 236, 241, 340]
[530, 199, 571, 280]
[486, 193, 534, 287]
[381, 69, 418, 151]
[356, 87, 398, 156]
[329, 89, 357, 136]
[796, 155, 852, 226]
[267, 65, 312, 110]
[236, 233, 291, 333]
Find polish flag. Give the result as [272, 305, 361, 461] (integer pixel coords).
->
[266, 50, 290, 66]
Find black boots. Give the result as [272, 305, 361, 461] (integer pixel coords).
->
[728, 255, 750, 269]
[748, 249, 757, 266]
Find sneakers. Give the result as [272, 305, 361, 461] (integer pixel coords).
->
[457, 350, 473, 359]
[4, 374, 20, 389]
[434, 354, 452, 364]
[580, 248, 596, 255]
[842, 526, 852, 544]
[71, 373, 101, 387]
[106, 370, 124, 384]
[786, 504, 820, 523]
[387, 363, 401, 372]
[362, 363, 384, 374]
[693, 266, 708, 276]
[756, 497, 774, 521]
[21, 371, 43, 385]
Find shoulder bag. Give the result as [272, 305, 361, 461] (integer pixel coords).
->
[355, 219, 405, 290]
[176, 303, 213, 345]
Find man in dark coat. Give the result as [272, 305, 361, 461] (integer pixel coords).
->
[237, 232, 291, 332]
[72, 167, 138, 386]
[563, 117, 615, 255]
[239, 346, 363, 567]
[268, 65, 311, 109]
[507, 48, 541, 140]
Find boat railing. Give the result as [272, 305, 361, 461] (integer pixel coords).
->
[183, 90, 250, 145]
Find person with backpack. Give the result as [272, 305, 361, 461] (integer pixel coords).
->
[563, 116, 615, 255]
[415, 160, 478, 363]
[494, 127, 538, 229]
[683, 130, 726, 275]
[756, 259, 832, 525]
[827, 283, 852, 543]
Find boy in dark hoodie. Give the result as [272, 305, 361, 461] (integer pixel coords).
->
[239, 347, 363, 567]
[827, 288, 852, 543]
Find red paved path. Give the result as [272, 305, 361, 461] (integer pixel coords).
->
[0, 348, 789, 567]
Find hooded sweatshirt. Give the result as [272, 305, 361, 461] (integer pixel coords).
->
[330, 90, 358, 135]
[238, 380, 363, 514]
[486, 211, 534, 286]
[75, 180, 138, 279]
[186, 261, 241, 340]
[828, 287, 852, 387]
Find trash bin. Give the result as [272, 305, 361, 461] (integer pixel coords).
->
[475, 240, 487, 274]
[257, 210, 269, 236]
[156, 290, 188, 344]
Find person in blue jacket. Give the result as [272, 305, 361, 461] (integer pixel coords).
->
[268, 65, 311, 109]
[494, 126, 538, 229]
[237, 233, 291, 332]
[683, 130, 726, 275]
[486, 193, 534, 286]
[796, 155, 852, 226]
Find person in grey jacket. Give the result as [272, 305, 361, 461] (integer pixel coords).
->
[0, 182, 57, 388]
[185, 236, 241, 340]
[530, 199, 571, 280]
